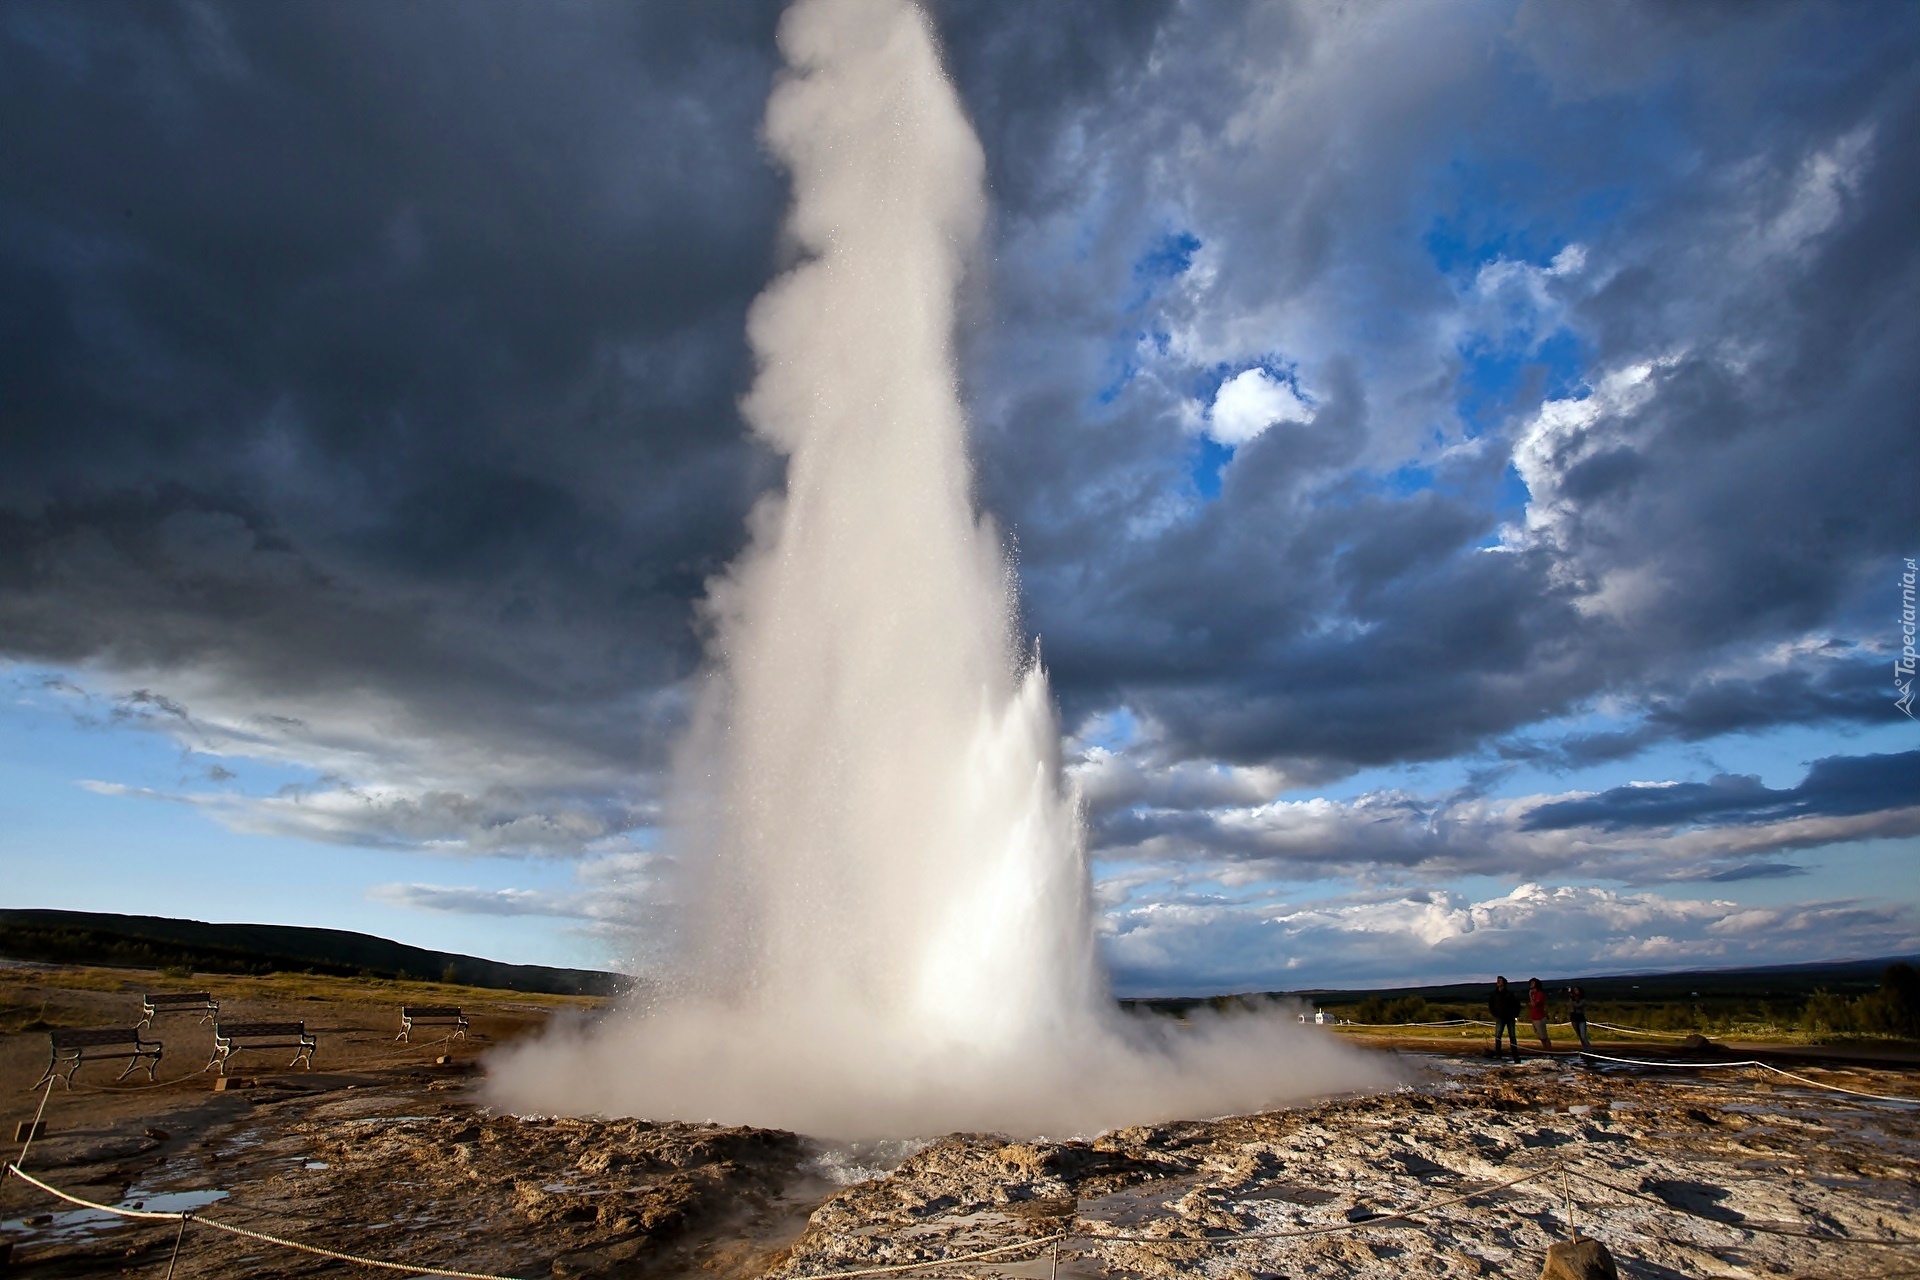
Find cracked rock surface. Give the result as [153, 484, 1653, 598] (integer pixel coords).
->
[4, 1015, 1916, 1279]
[771, 1060, 1920, 1280]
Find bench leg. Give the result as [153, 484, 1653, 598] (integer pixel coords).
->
[204, 1048, 228, 1076]
[397, 1027, 410, 1042]
[30, 1058, 57, 1093]
[452, 1026, 467, 1041]
[292, 1044, 314, 1070]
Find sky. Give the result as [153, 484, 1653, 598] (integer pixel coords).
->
[2, 0, 1916, 994]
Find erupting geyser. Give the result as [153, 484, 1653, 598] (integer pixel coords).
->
[488, 0, 1389, 1138]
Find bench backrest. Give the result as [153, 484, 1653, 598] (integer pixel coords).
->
[145, 992, 214, 1005]
[216, 1021, 306, 1038]
[51, 1027, 151, 1049]
[402, 1006, 464, 1018]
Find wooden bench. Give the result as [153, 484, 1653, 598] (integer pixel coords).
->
[139, 991, 218, 1029]
[397, 1006, 469, 1042]
[34, 1028, 163, 1090]
[204, 1021, 315, 1075]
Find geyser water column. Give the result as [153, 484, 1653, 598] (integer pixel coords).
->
[487, 0, 1392, 1138]
[673, 0, 1106, 1054]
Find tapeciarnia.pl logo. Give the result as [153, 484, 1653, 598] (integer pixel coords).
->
[1899, 556, 1917, 719]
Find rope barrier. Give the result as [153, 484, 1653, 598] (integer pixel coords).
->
[788, 1231, 1071, 1278]
[4, 1164, 197, 1222]
[62, 1073, 209, 1095]
[1578, 1051, 1919, 1103]
[13, 1133, 1918, 1280]
[3, 1163, 534, 1279]
[1585, 1022, 1692, 1039]
[189, 1214, 538, 1279]
[1754, 1062, 1920, 1104]
[9, 1076, 55, 1172]
[1355, 1018, 1698, 1038]
[7, 1040, 1913, 1280]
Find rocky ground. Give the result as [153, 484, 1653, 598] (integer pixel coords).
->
[3, 967, 1917, 1278]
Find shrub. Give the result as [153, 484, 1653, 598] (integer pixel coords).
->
[1802, 989, 1856, 1035]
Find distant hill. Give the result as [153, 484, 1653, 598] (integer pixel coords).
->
[0, 908, 626, 997]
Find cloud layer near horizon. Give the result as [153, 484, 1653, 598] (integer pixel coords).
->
[3, 0, 1916, 986]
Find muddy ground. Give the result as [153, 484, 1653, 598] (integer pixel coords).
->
[2, 967, 1916, 1279]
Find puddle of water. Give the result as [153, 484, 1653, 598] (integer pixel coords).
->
[304, 1160, 330, 1171]
[134, 1189, 229, 1214]
[340, 1115, 434, 1125]
[1241, 1184, 1339, 1206]
[2, 1188, 229, 1244]
[1075, 1176, 1202, 1229]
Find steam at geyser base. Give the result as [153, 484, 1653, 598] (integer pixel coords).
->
[487, 0, 1391, 1139]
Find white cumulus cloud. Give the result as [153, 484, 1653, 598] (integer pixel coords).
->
[1205, 368, 1311, 445]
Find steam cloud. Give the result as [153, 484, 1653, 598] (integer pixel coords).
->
[487, 0, 1392, 1139]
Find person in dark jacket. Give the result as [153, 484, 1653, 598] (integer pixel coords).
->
[1489, 975, 1521, 1060]
[1567, 984, 1592, 1051]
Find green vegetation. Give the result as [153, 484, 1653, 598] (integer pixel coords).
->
[1801, 962, 1919, 1037]
[1122, 957, 1920, 1044]
[1312, 962, 1920, 1042]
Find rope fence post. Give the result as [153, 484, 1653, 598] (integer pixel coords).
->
[165, 1211, 190, 1280]
[11, 1075, 55, 1174]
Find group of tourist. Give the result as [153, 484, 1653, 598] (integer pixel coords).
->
[1487, 975, 1591, 1061]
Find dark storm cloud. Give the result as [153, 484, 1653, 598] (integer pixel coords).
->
[1521, 751, 1920, 834]
[1706, 863, 1806, 883]
[957, 0, 1920, 789]
[3, 0, 1915, 879]
[1523, 656, 1892, 768]
[931, 0, 1180, 214]
[0, 2, 795, 795]
[1080, 746, 1920, 888]
[0, 0, 1202, 853]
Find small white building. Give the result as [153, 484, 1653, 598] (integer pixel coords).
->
[1297, 1009, 1333, 1025]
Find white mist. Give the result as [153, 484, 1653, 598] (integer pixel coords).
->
[487, 0, 1391, 1138]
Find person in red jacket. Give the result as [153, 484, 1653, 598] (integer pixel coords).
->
[1527, 977, 1553, 1050]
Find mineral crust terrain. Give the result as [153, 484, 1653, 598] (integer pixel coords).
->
[3, 967, 1916, 1279]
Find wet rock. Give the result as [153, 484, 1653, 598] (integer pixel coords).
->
[515, 1181, 599, 1224]
[576, 1149, 630, 1175]
[1174, 1185, 1247, 1231]
[1002, 1195, 1075, 1223]
[1541, 1235, 1618, 1279]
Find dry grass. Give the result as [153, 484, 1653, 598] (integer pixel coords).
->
[0, 962, 607, 1019]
